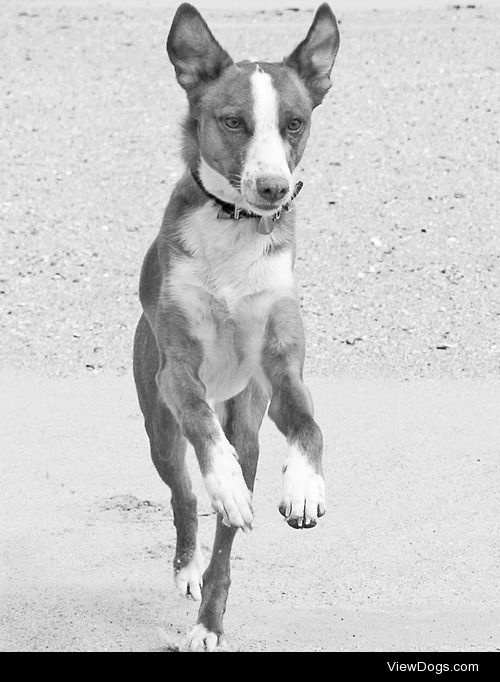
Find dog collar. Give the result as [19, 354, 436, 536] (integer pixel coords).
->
[190, 169, 303, 235]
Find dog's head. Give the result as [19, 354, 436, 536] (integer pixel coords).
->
[167, 3, 340, 216]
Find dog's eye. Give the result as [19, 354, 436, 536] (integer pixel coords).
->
[223, 116, 242, 130]
[287, 118, 303, 133]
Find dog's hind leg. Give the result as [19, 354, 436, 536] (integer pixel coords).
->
[134, 315, 202, 600]
[148, 409, 203, 600]
[186, 380, 268, 652]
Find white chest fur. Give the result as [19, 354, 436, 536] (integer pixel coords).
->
[168, 204, 295, 402]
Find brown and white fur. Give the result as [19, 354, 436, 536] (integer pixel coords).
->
[133, 2, 340, 651]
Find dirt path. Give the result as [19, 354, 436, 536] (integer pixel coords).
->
[1, 372, 499, 651]
[2, 1, 500, 380]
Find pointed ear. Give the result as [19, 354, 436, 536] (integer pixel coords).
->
[166, 3, 233, 99]
[284, 3, 340, 107]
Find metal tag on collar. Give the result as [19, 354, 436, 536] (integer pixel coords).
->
[257, 215, 274, 235]
[256, 203, 286, 234]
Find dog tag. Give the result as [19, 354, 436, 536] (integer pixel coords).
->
[257, 215, 275, 234]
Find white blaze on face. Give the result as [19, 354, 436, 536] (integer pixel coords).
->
[242, 65, 292, 207]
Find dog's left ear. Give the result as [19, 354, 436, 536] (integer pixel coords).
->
[166, 3, 233, 100]
[284, 3, 340, 107]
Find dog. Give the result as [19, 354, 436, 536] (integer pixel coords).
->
[133, 2, 340, 651]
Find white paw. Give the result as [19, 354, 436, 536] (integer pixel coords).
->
[174, 543, 204, 601]
[279, 445, 325, 528]
[184, 624, 228, 652]
[203, 440, 253, 530]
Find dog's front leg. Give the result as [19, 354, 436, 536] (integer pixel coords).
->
[155, 351, 253, 531]
[263, 299, 325, 529]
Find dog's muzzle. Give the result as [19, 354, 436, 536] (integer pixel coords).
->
[191, 169, 303, 235]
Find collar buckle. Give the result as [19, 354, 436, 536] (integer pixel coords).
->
[217, 206, 233, 220]
[272, 207, 282, 222]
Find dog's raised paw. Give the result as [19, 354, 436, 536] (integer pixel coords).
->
[279, 446, 326, 529]
[204, 443, 253, 530]
[184, 624, 230, 652]
[174, 543, 204, 601]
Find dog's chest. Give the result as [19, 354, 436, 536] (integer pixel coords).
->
[169, 205, 295, 401]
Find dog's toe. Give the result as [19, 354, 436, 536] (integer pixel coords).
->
[174, 544, 204, 601]
[184, 624, 229, 652]
[204, 444, 254, 530]
[280, 453, 326, 529]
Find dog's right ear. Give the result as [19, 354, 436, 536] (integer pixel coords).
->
[166, 3, 233, 99]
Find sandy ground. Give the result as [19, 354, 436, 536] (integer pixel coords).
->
[2, 0, 500, 379]
[1, 0, 500, 653]
[2, 372, 500, 652]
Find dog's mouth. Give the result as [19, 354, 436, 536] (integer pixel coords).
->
[247, 200, 283, 213]
[240, 193, 292, 216]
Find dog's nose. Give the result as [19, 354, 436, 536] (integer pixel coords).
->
[256, 175, 289, 204]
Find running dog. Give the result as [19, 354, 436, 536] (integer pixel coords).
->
[133, 2, 340, 651]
